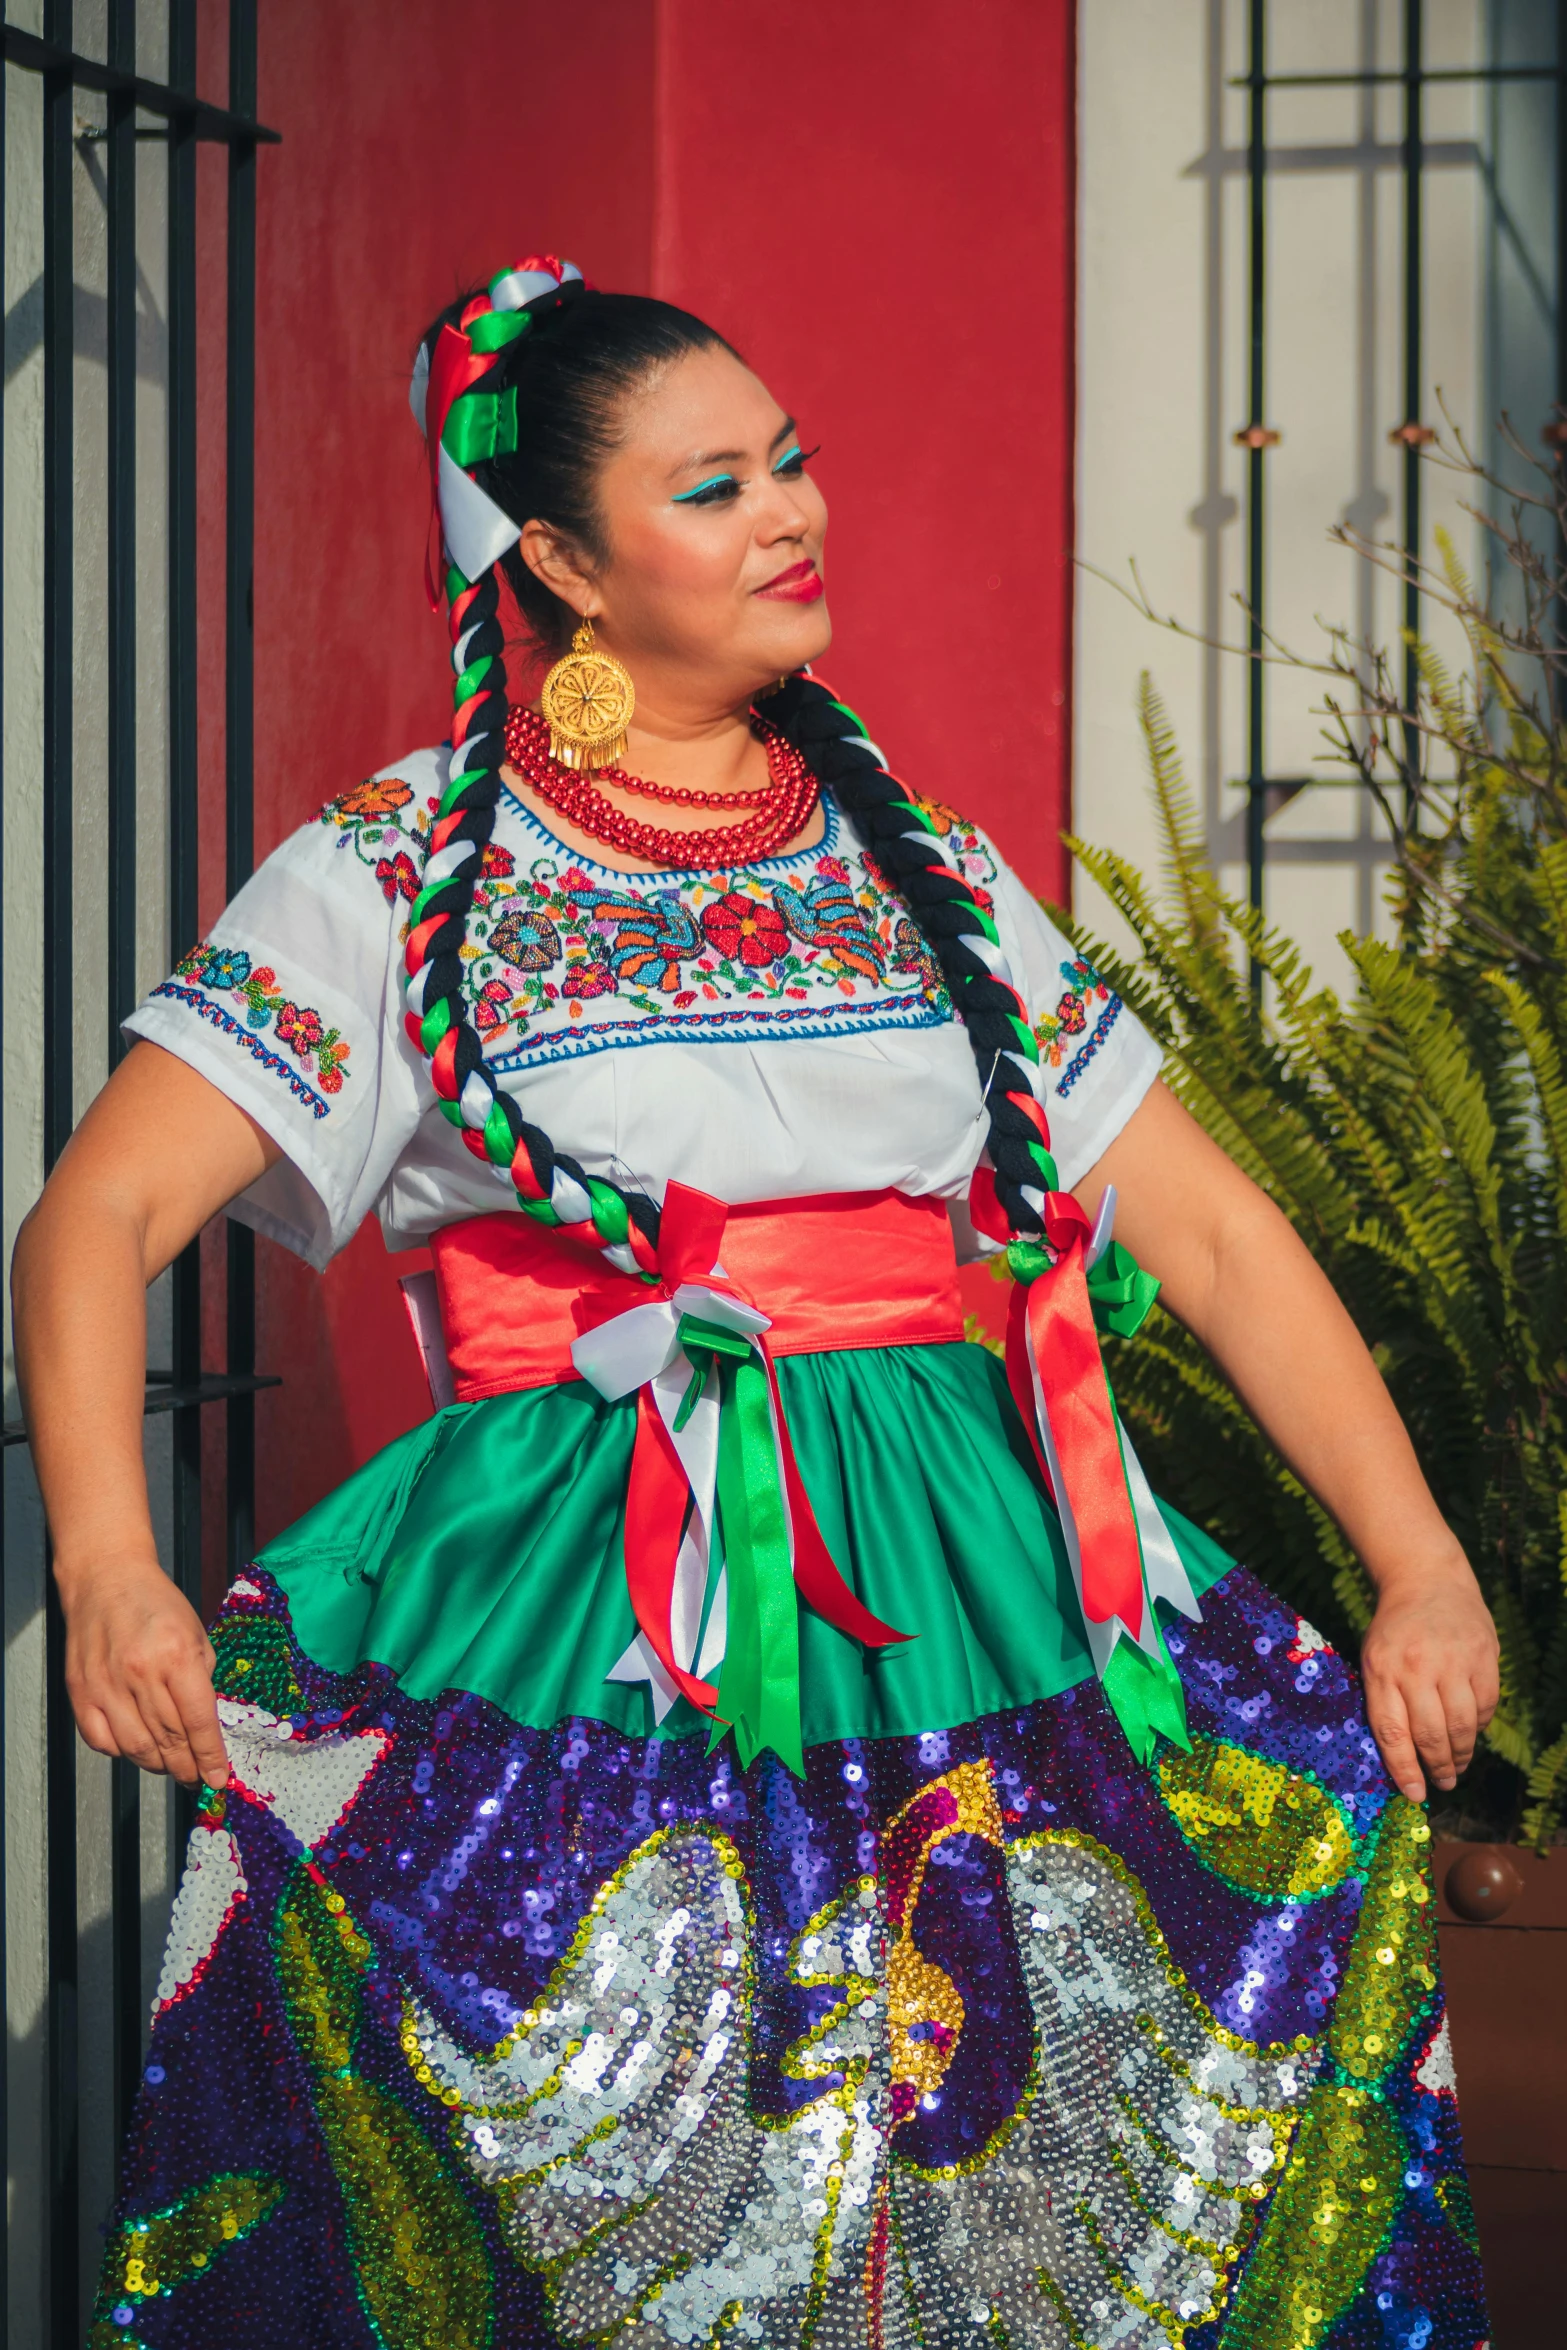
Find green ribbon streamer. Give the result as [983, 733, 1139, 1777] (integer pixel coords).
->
[442, 387, 519, 466]
[1101, 1360, 1190, 1758]
[674, 1314, 804, 1776]
[1101, 1626, 1192, 1764]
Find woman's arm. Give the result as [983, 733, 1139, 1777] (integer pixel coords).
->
[12, 1041, 282, 1787]
[1078, 1080, 1499, 1804]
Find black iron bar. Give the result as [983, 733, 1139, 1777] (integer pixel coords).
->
[1400, 0, 1424, 822]
[1, 25, 278, 142]
[1, 20, 9, 2350]
[105, 0, 146, 2168]
[106, 2, 137, 1067]
[41, 1, 81, 2332]
[226, 0, 259, 1575]
[166, 0, 203, 1922]
[1230, 64, 1564, 89]
[3, 1378, 283, 1451]
[142, 1372, 281, 1417]
[1243, 0, 1268, 990]
[1, 1375, 283, 1452]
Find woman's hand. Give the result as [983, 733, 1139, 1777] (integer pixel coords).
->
[1359, 1558, 1500, 1804]
[61, 1558, 229, 1789]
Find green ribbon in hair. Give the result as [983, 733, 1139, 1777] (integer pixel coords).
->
[443, 387, 519, 467]
[673, 1313, 805, 1776]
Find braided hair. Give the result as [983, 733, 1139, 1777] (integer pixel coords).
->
[407, 268, 1056, 1282]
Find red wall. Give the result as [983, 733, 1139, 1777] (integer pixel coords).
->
[242, 0, 1076, 1537]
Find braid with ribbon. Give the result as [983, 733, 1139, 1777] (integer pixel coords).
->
[406, 555, 661, 1277]
[768, 675, 1199, 1762]
[765, 675, 1056, 1259]
[406, 259, 715, 1278]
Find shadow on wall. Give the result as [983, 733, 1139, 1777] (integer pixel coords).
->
[248, 1223, 432, 1560]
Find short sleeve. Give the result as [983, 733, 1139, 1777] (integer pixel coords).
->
[919, 804, 1163, 1192]
[123, 757, 436, 1269]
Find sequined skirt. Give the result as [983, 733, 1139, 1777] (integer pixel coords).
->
[99, 1559, 1485, 2350]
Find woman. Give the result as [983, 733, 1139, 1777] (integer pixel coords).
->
[17, 259, 1492, 2349]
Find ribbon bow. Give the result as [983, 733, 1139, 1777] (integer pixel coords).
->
[973, 1175, 1202, 1761]
[571, 1183, 909, 1774]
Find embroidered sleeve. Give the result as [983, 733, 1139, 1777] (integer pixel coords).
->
[924, 805, 1163, 1191]
[122, 756, 435, 1268]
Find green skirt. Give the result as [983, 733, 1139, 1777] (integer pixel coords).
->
[258, 1338, 1233, 1744]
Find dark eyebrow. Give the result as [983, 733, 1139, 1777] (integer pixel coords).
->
[669, 418, 798, 476]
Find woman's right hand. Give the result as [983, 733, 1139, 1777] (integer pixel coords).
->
[60, 1559, 229, 1789]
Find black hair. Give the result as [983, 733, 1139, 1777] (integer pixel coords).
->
[407, 280, 1052, 1278]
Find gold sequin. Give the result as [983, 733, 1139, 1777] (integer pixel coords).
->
[1220, 2083, 1403, 2348]
[276, 1866, 493, 2348]
[90, 2173, 283, 2343]
[1159, 1739, 1356, 1901]
[1331, 1798, 1438, 2085]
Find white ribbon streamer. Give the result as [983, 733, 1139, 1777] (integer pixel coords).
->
[578, 1282, 771, 1721]
[436, 442, 521, 584]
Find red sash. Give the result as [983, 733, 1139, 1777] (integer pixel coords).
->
[430, 1188, 965, 1401]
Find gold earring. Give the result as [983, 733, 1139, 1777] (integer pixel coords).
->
[539, 616, 635, 771]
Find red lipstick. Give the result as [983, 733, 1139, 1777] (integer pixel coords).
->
[756, 559, 824, 603]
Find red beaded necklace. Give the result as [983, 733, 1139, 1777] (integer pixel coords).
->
[502, 705, 819, 870]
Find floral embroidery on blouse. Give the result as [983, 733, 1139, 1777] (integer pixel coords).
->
[1034, 955, 1123, 1098]
[318, 770, 960, 1070]
[163, 943, 352, 1099]
[331, 775, 415, 824]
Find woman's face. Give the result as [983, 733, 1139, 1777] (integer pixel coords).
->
[529, 344, 831, 707]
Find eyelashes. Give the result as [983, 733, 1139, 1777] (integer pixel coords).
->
[671, 444, 821, 506]
[672, 473, 740, 505]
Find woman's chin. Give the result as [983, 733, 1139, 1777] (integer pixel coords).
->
[762, 600, 832, 673]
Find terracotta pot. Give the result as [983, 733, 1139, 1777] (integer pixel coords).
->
[1435, 1838, 1567, 2345]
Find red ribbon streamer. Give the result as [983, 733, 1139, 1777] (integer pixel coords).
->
[421, 321, 504, 608]
[1004, 1201, 1147, 1635]
[625, 1184, 907, 1701]
[623, 1390, 722, 1715]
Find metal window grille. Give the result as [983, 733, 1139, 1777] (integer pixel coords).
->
[1, 4, 278, 2337]
[1234, 0, 1567, 974]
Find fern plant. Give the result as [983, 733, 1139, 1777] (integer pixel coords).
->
[1060, 472, 1567, 1843]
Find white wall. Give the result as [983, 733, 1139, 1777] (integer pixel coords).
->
[1073, 0, 1544, 993]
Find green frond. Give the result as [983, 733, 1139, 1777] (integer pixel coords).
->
[1519, 1732, 1567, 1851]
[1135, 671, 1223, 948]
[1484, 974, 1567, 1245]
[1069, 651, 1567, 1840]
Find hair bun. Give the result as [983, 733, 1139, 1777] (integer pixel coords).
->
[487, 255, 585, 313]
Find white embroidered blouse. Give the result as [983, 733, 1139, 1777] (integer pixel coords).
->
[124, 745, 1162, 1271]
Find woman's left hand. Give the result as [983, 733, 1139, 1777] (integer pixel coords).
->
[1358, 1561, 1500, 1804]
